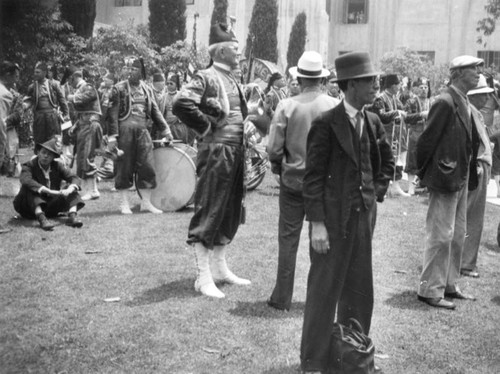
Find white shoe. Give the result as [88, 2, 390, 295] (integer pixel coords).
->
[81, 191, 100, 201]
[121, 205, 133, 215]
[390, 181, 411, 197]
[120, 190, 132, 214]
[211, 245, 251, 286]
[194, 278, 225, 298]
[139, 189, 163, 214]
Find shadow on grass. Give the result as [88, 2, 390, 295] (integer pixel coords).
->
[126, 278, 194, 306]
[384, 289, 428, 310]
[483, 242, 500, 253]
[228, 300, 305, 319]
[261, 364, 301, 373]
[491, 295, 500, 305]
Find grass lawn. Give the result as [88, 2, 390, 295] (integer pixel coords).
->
[1, 160, 500, 374]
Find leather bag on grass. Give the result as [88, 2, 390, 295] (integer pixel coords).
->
[329, 318, 375, 374]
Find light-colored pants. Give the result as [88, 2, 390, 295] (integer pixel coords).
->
[418, 185, 468, 298]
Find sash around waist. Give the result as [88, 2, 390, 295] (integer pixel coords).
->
[202, 123, 243, 146]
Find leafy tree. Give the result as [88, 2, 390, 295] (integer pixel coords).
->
[149, 0, 187, 48]
[59, 0, 96, 38]
[210, 0, 228, 27]
[477, 0, 500, 44]
[245, 0, 279, 63]
[286, 12, 307, 74]
[0, 0, 87, 91]
[379, 47, 449, 94]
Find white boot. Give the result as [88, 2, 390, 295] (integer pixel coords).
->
[120, 190, 132, 215]
[211, 245, 251, 285]
[82, 177, 100, 201]
[407, 174, 416, 196]
[139, 189, 163, 214]
[194, 243, 225, 298]
[390, 180, 410, 197]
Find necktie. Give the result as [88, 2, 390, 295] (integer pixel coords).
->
[355, 111, 363, 138]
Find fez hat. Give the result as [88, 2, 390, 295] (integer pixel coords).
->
[131, 58, 142, 69]
[35, 62, 48, 72]
[449, 55, 484, 70]
[209, 23, 238, 46]
[333, 52, 382, 82]
[467, 74, 494, 95]
[37, 137, 62, 157]
[289, 51, 330, 79]
[67, 65, 83, 77]
[384, 74, 400, 88]
[153, 72, 165, 82]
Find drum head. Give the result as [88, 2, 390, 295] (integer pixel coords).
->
[151, 147, 196, 211]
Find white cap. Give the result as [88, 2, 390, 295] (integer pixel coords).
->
[467, 74, 494, 95]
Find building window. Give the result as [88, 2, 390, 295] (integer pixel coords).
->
[115, 0, 142, 6]
[477, 51, 500, 70]
[417, 51, 435, 64]
[186, 0, 195, 4]
[344, 0, 368, 24]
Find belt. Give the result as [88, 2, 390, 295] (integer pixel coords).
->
[35, 108, 56, 113]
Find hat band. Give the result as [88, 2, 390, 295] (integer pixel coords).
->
[297, 67, 323, 77]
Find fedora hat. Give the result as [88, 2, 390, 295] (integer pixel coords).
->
[37, 137, 62, 158]
[467, 74, 494, 95]
[289, 51, 330, 79]
[333, 51, 382, 82]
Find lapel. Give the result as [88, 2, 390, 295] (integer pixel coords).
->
[331, 101, 358, 167]
[447, 87, 471, 139]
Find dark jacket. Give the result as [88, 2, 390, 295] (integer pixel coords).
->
[303, 102, 394, 238]
[416, 86, 480, 192]
[26, 79, 69, 117]
[108, 80, 170, 138]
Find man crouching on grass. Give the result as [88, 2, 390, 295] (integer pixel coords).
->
[13, 138, 84, 231]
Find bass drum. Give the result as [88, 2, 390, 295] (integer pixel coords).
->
[150, 146, 196, 212]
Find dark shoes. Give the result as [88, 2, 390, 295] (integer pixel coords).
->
[444, 291, 476, 301]
[417, 295, 456, 309]
[267, 298, 289, 311]
[66, 213, 83, 228]
[460, 269, 480, 278]
[37, 213, 54, 231]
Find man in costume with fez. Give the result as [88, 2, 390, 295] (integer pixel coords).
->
[13, 138, 84, 231]
[300, 52, 394, 373]
[460, 74, 494, 279]
[173, 23, 251, 299]
[404, 78, 430, 195]
[416, 55, 483, 310]
[65, 66, 103, 201]
[368, 74, 417, 197]
[25, 62, 70, 148]
[109, 58, 173, 215]
[266, 51, 339, 312]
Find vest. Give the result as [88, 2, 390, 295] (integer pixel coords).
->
[347, 119, 375, 209]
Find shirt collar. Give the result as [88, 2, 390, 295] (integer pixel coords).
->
[213, 62, 232, 73]
[344, 99, 364, 120]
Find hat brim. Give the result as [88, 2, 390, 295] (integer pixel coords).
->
[289, 67, 331, 79]
[467, 87, 494, 95]
[37, 143, 60, 157]
[330, 71, 384, 82]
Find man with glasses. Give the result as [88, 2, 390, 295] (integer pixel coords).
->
[416, 55, 483, 309]
[300, 52, 394, 374]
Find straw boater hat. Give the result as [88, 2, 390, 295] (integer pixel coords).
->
[332, 51, 382, 82]
[289, 51, 330, 79]
[467, 74, 494, 96]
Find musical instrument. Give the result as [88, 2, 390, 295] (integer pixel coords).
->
[150, 145, 197, 212]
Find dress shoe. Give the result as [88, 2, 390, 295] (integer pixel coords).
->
[444, 291, 476, 301]
[460, 269, 480, 278]
[417, 295, 456, 309]
[267, 298, 289, 311]
[37, 213, 54, 231]
[65, 213, 83, 228]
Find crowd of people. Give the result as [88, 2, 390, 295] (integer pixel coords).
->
[2, 21, 500, 373]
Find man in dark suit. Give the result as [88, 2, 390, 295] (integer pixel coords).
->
[416, 55, 483, 309]
[13, 138, 84, 231]
[300, 52, 394, 373]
